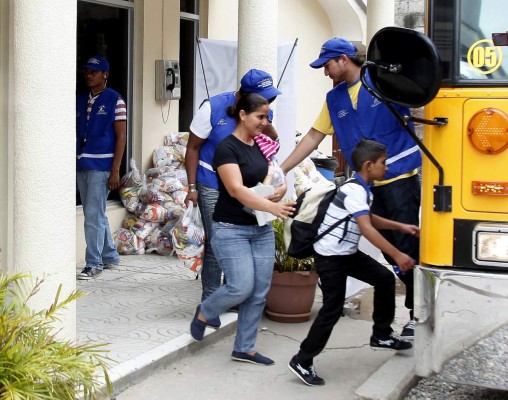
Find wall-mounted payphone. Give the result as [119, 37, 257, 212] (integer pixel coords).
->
[155, 60, 181, 101]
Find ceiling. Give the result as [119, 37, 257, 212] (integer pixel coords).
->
[316, 0, 367, 53]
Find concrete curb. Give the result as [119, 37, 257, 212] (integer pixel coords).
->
[108, 313, 238, 396]
[355, 351, 419, 400]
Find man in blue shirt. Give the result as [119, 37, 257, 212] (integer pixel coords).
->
[281, 38, 420, 340]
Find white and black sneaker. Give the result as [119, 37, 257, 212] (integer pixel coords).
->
[288, 356, 325, 386]
[77, 267, 103, 280]
[370, 334, 412, 351]
[400, 320, 415, 340]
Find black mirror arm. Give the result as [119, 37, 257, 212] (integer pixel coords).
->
[360, 62, 445, 187]
[406, 115, 448, 126]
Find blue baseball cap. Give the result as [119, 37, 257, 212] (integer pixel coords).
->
[310, 38, 357, 69]
[240, 69, 282, 100]
[81, 56, 110, 71]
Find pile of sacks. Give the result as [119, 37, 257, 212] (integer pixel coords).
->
[114, 132, 205, 272]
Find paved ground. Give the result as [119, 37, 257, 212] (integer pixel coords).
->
[76, 251, 415, 400]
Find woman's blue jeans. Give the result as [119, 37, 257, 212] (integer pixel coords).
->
[201, 222, 274, 353]
[77, 170, 120, 269]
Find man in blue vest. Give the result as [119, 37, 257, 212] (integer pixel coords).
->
[76, 56, 127, 280]
[185, 69, 281, 326]
[281, 38, 419, 341]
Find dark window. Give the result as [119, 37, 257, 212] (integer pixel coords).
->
[76, 0, 133, 204]
[429, 0, 508, 85]
[180, 0, 199, 14]
[179, 7, 199, 132]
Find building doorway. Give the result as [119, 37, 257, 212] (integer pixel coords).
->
[76, 0, 133, 203]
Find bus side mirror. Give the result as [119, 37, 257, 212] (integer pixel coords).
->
[363, 27, 442, 108]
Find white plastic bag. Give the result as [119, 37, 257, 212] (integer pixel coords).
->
[119, 159, 142, 212]
[171, 201, 205, 272]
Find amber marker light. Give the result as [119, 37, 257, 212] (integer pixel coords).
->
[467, 108, 508, 154]
[472, 181, 508, 196]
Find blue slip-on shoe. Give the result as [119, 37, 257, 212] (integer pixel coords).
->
[193, 304, 221, 328]
[190, 305, 207, 341]
[206, 316, 221, 329]
[231, 351, 274, 366]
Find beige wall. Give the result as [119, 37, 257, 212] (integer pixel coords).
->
[278, 0, 335, 155]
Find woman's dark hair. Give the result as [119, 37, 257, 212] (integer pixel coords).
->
[351, 139, 387, 171]
[226, 92, 269, 122]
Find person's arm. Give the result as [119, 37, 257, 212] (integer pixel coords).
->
[371, 214, 420, 236]
[184, 132, 206, 204]
[108, 119, 126, 190]
[280, 127, 326, 174]
[267, 179, 287, 203]
[356, 214, 415, 271]
[217, 163, 296, 219]
[263, 123, 278, 140]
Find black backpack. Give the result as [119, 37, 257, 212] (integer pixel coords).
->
[283, 178, 361, 259]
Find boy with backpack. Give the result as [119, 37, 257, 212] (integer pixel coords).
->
[288, 139, 419, 387]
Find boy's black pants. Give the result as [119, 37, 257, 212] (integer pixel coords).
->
[298, 251, 395, 364]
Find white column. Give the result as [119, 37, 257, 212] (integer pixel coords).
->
[12, 0, 77, 339]
[366, 0, 395, 46]
[237, 0, 278, 85]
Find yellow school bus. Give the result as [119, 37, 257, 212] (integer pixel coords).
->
[363, 0, 508, 390]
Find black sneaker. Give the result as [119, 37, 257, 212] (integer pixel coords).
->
[370, 334, 412, 351]
[400, 320, 415, 340]
[77, 267, 102, 280]
[288, 356, 325, 386]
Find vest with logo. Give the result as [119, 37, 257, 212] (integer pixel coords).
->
[326, 75, 421, 180]
[197, 92, 237, 189]
[76, 88, 120, 172]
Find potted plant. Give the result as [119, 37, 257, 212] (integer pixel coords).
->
[0, 273, 112, 400]
[265, 219, 319, 323]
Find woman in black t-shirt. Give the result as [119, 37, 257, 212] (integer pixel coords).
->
[190, 93, 296, 366]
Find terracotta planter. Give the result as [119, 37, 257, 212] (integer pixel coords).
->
[265, 271, 319, 323]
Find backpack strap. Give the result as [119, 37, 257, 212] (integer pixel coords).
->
[311, 177, 366, 246]
[311, 214, 352, 246]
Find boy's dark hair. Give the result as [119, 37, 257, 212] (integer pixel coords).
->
[351, 139, 387, 171]
[226, 92, 268, 122]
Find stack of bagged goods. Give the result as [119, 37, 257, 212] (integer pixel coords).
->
[114, 132, 205, 261]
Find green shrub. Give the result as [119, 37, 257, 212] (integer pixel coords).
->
[0, 273, 112, 400]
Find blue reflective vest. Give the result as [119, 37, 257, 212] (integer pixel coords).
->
[326, 76, 421, 180]
[196, 92, 237, 189]
[197, 92, 275, 189]
[76, 88, 120, 172]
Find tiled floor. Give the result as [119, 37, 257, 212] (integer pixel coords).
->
[76, 254, 202, 365]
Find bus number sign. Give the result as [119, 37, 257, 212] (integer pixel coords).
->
[467, 39, 503, 75]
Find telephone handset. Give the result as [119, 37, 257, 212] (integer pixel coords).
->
[155, 60, 181, 101]
[166, 67, 175, 92]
